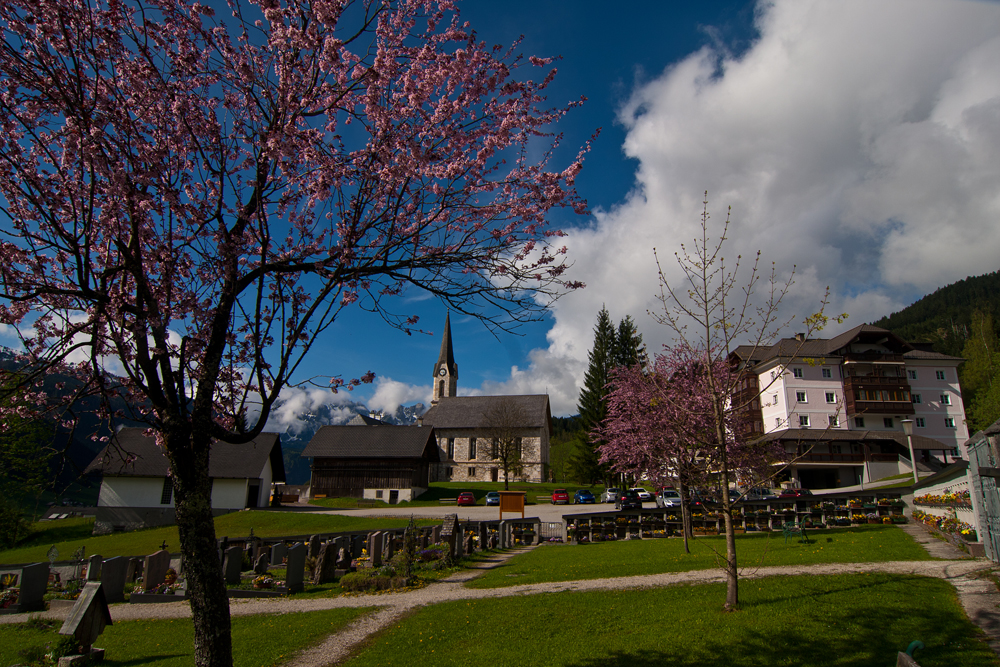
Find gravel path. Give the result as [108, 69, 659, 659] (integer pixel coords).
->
[6, 527, 999, 666]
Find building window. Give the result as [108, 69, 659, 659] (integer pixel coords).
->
[375, 490, 384, 498]
[468, 467, 476, 477]
[854, 417, 865, 428]
[796, 391, 807, 403]
[822, 368, 832, 378]
[776, 417, 782, 428]
[770, 370, 776, 381]
[907, 370, 917, 380]
[447, 438, 455, 459]
[799, 415, 810, 427]
[940, 394, 951, 405]
[883, 417, 894, 428]
[936, 370, 946, 380]
[945, 418, 955, 428]
[469, 437, 477, 459]
[912, 394, 921, 404]
[491, 438, 498, 458]
[831, 444, 842, 454]
[446, 466, 453, 479]
[828, 415, 839, 427]
[514, 437, 523, 457]
[915, 418, 925, 428]
[792, 368, 803, 378]
[160, 477, 173, 505]
[825, 392, 836, 403]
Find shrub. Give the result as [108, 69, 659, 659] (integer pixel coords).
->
[339, 569, 410, 592]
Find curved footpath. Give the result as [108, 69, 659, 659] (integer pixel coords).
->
[4, 525, 1000, 666]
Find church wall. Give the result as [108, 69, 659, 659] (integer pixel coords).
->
[429, 430, 548, 483]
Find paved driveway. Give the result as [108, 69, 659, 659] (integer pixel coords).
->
[308, 498, 641, 523]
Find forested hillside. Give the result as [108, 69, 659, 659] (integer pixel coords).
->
[871, 271, 1000, 356]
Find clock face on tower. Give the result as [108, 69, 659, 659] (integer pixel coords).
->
[439, 368, 447, 376]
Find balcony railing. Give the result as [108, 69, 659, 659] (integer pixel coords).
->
[843, 352, 905, 363]
[843, 375, 911, 387]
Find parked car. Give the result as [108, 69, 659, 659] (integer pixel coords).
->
[601, 487, 620, 503]
[485, 491, 500, 506]
[655, 488, 683, 508]
[779, 488, 813, 498]
[457, 492, 477, 506]
[630, 487, 653, 502]
[616, 488, 642, 510]
[552, 489, 570, 505]
[573, 489, 596, 504]
[743, 487, 777, 501]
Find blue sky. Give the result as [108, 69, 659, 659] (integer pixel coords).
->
[262, 0, 1000, 429]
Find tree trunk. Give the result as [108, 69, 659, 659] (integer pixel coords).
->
[720, 465, 739, 611]
[678, 477, 691, 553]
[166, 424, 233, 667]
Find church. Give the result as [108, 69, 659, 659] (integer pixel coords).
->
[418, 314, 553, 484]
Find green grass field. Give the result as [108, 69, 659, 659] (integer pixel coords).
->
[342, 574, 999, 667]
[0, 512, 437, 565]
[0, 608, 371, 667]
[467, 525, 933, 588]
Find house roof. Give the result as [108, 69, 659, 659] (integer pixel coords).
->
[420, 395, 552, 432]
[763, 428, 955, 451]
[85, 427, 285, 482]
[301, 425, 440, 460]
[735, 325, 942, 369]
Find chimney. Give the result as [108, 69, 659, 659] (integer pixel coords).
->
[417, 417, 423, 427]
[795, 332, 805, 342]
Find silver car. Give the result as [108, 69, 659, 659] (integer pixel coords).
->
[630, 487, 653, 502]
[655, 488, 683, 508]
[601, 487, 620, 503]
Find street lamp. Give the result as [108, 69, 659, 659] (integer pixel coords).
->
[901, 419, 918, 484]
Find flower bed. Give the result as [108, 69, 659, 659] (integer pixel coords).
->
[912, 510, 976, 541]
[914, 490, 971, 508]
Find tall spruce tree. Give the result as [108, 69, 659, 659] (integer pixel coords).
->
[614, 315, 646, 369]
[572, 307, 617, 484]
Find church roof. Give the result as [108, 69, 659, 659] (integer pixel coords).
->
[85, 427, 285, 481]
[301, 425, 439, 460]
[421, 395, 552, 432]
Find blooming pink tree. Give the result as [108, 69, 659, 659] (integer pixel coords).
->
[0, 2, 589, 664]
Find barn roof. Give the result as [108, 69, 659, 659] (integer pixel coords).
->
[301, 425, 440, 460]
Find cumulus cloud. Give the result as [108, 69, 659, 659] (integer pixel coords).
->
[366, 377, 432, 414]
[500, 0, 1000, 415]
[262, 385, 361, 435]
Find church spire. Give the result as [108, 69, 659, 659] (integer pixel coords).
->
[432, 313, 458, 403]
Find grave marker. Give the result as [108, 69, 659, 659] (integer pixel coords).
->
[100, 557, 128, 604]
[285, 543, 306, 594]
[270, 543, 287, 565]
[59, 581, 112, 657]
[223, 547, 243, 586]
[308, 535, 321, 558]
[312, 543, 338, 584]
[142, 550, 170, 592]
[16, 562, 48, 613]
[253, 553, 270, 575]
[86, 555, 103, 582]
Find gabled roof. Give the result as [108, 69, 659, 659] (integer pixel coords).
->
[420, 395, 551, 432]
[301, 425, 440, 460]
[763, 428, 955, 450]
[85, 427, 285, 481]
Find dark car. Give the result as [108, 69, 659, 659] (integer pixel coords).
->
[616, 488, 642, 510]
[457, 492, 477, 506]
[552, 489, 570, 505]
[779, 488, 813, 498]
[573, 489, 596, 504]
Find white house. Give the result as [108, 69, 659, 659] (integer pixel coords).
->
[85, 427, 284, 534]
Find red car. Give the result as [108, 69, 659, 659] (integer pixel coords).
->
[551, 489, 570, 505]
[457, 492, 477, 506]
[779, 488, 813, 498]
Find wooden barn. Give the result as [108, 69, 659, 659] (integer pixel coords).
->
[302, 425, 439, 503]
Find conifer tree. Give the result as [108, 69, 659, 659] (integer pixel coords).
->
[961, 310, 1000, 431]
[571, 306, 617, 484]
[614, 315, 646, 369]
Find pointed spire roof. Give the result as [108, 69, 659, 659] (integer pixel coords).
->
[434, 313, 458, 377]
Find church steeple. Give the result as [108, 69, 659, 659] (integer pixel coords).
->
[432, 313, 458, 403]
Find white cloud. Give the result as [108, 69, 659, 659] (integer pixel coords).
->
[262, 385, 360, 435]
[367, 377, 432, 414]
[492, 0, 1000, 415]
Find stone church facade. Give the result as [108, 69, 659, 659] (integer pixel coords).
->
[419, 315, 552, 483]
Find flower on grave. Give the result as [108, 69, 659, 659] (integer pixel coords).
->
[253, 575, 275, 589]
[0, 589, 17, 609]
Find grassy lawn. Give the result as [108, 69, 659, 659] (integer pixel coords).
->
[468, 525, 932, 588]
[1, 609, 371, 667]
[0, 512, 437, 565]
[312, 481, 620, 508]
[342, 574, 998, 667]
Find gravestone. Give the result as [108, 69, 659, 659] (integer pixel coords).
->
[440, 514, 461, 559]
[478, 523, 488, 547]
[86, 555, 103, 582]
[351, 535, 365, 558]
[312, 543, 338, 584]
[418, 530, 428, 550]
[431, 525, 441, 544]
[16, 562, 48, 613]
[308, 535, 321, 559]
[335, 547, 351, 571]
[270, 543, 287, 565]
[498, 521, 508, 549]
[383, 533, 395, 561]
[253, 553, 269, 575]
[487, 533, 497, 550]
[285, 543, 306, 594]
[143, 550, 171, 592]
[59, 581, 112, 655]
[125, 558, 143, 583]
[463, 535, 474, 556]
[223, 547, 243, 586]
[369, 532, 382, 567]
[100, 557, 128, 604]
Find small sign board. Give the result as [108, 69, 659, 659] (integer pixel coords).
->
[498, 491, 526, 519]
